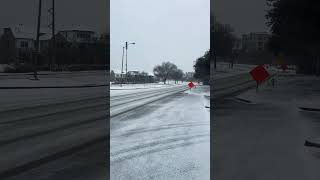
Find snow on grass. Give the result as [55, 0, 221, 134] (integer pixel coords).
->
[110, 82, 189, 96]
[110, 83, 174, 90]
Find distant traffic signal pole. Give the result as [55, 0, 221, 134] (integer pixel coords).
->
[125, 41, 135, 83]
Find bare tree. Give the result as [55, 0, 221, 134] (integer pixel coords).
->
[171, 68, 184, 84]
[153, 62, 178, 84]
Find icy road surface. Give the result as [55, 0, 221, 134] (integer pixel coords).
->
[110, 86, 210, 180]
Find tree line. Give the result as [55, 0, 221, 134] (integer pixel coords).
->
[266, 0, 320, 74]
[194, 50, 210, 85]
[153, 62, 184, 84]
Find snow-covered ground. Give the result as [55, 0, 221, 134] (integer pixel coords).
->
[0, 71, 108, 87]
[110, 81, 197, 97]
[110, 86, 210, 180]
[214, 75, 320, 180]
[0, 70, 209, 179]
[212, 63, 293, 80]
[110, 82, 182, 90]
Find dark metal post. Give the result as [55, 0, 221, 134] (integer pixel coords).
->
[125, 41, 128, 83]
[120, 46, 124, 86]
[51, 0, 56, 71]
[34, 0, 42, 80]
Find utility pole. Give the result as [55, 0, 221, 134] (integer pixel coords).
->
[120, 46, 124, 86]
[34, 0, 42, 80]
[52, 0, 56, 70]
[48, 0, 55, 71]
[123, 41, 135, 83]
[125, 41, 128, 83]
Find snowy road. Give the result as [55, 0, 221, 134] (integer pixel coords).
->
[0, 71, 110, 179]
[0, 80, 195, 179]
[0, 87, 109, 179]
[0, 70, 212, 179]
[111, 85, 210, 180]
[110, 85, 189, 117]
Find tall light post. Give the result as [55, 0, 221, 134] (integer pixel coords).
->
[120, 46, 125, 86]
[125, 41, 135, 83]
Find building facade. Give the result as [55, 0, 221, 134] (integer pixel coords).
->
[242, 32, 270, 52]
[58, 29, 97, 45]
[0, 28, 16, 64]
[13, 30, 35, 63]
[185, 72, 195, 81]
[112, 70, 155, 84]
[1, 26, 109, 70]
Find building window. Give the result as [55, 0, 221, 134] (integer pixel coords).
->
[20, 41, 29, 48]
[77, 33, 91, 39]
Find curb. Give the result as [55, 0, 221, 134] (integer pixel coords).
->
[234, 97, 253, 104]
[304, 140, 320, 148]
[0, 84, 108, 89]
[299, 107, 320, 112]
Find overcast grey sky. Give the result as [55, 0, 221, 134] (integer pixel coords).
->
[0, 0, 107, 34]
[212, 0, 269, 36]
[111, 0, 210, 74]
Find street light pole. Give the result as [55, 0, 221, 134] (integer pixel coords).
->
[125, 41, 128, 83]
[124, 41, 135, 83]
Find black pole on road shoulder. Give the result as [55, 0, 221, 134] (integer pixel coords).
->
[120, 46, 124, 87]
[34, 0, 42, 80]
[51, 0, 56, 71]
[125, 41, 128, 83]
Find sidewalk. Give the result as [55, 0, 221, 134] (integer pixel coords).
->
[0, 70, 106, 77]
[0, 71, 108, 89]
